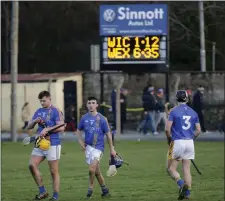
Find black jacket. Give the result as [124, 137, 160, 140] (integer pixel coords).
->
[155, 95, 165, 112]
[192, 91, 203, 112]
[142, 87, 156, 111]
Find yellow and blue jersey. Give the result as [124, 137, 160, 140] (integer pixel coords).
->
[32, 105, 64, 145]
[78, 113, 110, 152]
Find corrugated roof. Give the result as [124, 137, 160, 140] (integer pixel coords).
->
[1, 73, 82, 82]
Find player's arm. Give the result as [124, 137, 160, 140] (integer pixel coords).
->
[103, 118, 116, 156]
[76, 117, 86, 150]
[44, 109, 65, 133]
[165, 109, 174, 145]
[165, 120, 173, 145]
[27, 110, 41, 129]
[194, 114, 201, 139]
[76, 129, 85, 150]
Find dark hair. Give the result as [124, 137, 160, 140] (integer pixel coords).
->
[87, 96, 98, 103]
[38, 91, 51, 99]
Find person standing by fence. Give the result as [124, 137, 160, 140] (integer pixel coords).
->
[138, 84, 158, 135]
[155, 89, 167, 132]
[21, 102, 31, 130]
[192, 86, 207, 133]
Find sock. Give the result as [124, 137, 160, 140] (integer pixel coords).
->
[176, 178, 184, 188]
[101, 185, 108, 193]
[39, 186, 46, 194]
[185, 187, 191, 197]
[53, 192, 58, 199]
[101, 184, 107, 190]
[87, 188, 93, 196]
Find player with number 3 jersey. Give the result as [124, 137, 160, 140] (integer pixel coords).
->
[165, 90, 201, 200]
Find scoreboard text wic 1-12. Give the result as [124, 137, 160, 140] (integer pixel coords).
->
[101, 35, 167, 64]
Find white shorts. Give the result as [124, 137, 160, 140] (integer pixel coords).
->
[85, 145, 103, 165]
[167, 140, 195, 160]
[31, 145, 61, 161]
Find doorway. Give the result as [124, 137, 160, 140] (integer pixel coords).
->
[63, 80, 77, 130]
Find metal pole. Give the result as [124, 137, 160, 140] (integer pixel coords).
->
[4, 2, 10, 73]
[10, 1, 19, 142]
[100, 72, 104, 103]
[212, 42, 216, 72]
[116, 86, 121, 139]
[199, 0, 206, 72]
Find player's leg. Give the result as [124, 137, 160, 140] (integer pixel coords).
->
[86, 159, 98, 198]
[95, 163, 110, 197]
[167, 159, 184, 188]
[47, 145, 61, 200]
[167, 142, 184, 191]
[86, 146, 105, 198]
[182, 159, 192, 199]
[181, 140, 195, 199]
[29, 149, 48, 200]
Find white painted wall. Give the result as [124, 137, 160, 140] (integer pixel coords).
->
[1, 75, 83, 131]
[1, 82, 57, 131]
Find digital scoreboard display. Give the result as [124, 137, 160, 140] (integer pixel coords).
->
[100, 4, 168, 67]
[101, 35, 167, 64]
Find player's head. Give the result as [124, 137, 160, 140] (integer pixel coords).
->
[87, 96, 98, 112]
[38, 91, 51, 108]
[198, 86, 204, 94]
[157, 88, 164, 97]
[176, 90, 188, 103]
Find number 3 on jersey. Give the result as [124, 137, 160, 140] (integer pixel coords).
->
[182, 115, 191, 130]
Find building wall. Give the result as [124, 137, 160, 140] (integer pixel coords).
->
[1, 82, 57, 131]
[1, 74, 83, 131]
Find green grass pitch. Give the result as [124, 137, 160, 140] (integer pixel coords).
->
[2, 141, 224, 201]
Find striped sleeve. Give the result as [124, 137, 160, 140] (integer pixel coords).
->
[54, 107, 64, 122]
[102, 116, 110, 134]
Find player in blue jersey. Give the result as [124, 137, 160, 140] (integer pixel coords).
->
[27, 91, 65, 201]
[165, 90, 201, 200]
[76, 97, 117, 199]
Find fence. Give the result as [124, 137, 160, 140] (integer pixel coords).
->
[82, 72, 225, 130]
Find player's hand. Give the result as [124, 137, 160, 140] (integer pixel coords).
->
[81, 146, 86, 152]
[110, 149, 117, 157]
[40, 128, 49, 138]
[35, 117, 42, 124]
[167, 137, 172, 145]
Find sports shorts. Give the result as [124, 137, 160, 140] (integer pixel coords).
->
[167, 139, 195, 160]
[85, 145, 103, 165]
[31, 145, 61, 161]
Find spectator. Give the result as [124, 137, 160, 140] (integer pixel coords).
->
[192, 86, 207, 133]
[65, 105, 76, 133]
[111, 88, 128, 134]
[21, 102, 31, 130]
[155, 88, 167, 132]
[120, 88, 128, 133]
[138, 84, 158, 135]
[186, 89, 192, 108]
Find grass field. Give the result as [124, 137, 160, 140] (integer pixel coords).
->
[2, 141, 224, 201]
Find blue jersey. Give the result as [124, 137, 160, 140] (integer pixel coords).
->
[78, 113, 110, 152]
[32, 105, 64, 146]
[168, 104, 199, 141]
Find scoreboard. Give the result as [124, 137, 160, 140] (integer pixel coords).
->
[101, 35, 167, 64]
[99, 4, 168, 69]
